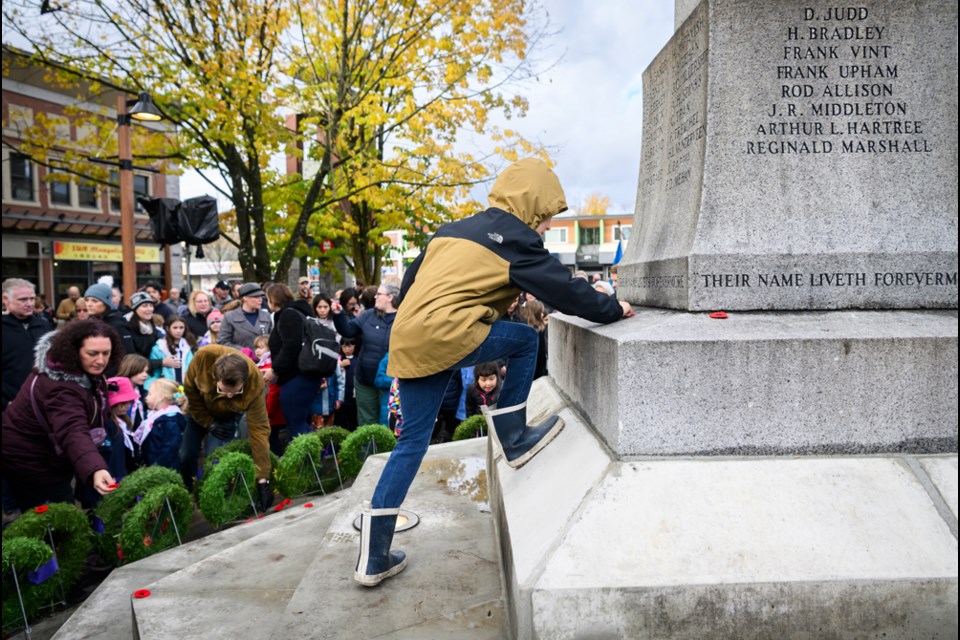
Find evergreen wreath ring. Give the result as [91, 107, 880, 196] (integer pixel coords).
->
[118, 484, 193, 563]
[452, 415, 488, 441]
[94, 465, 185, 560]
[198, 451, 257, 526]
[196, 439, 279, 497]
[1, 537, 55, 626]
[2, 503, 92, 625]
[338, 424, 397, 479]
[273, 427, 349, 498]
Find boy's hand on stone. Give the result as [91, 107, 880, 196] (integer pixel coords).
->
[619, 301, 634, 318]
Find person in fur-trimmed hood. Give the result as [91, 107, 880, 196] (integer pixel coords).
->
[2, 320, 121, 510]
[352, 158, 634, 588]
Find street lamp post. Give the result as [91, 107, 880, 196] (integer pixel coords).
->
[116, 92, 162, 306]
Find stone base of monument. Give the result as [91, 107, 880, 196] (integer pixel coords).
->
[491, 363, 958, 639]
[550, 308, 958, 456]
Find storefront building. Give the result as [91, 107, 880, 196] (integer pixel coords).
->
[2, 49, 180, 306]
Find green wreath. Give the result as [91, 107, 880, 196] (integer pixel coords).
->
[452, 415, 488, 441]
[338, 424, 397, 479]
[118, 484, 193, 563]
[273, 427, 350, 498]
[94, 465, 186, 560]
[198, 451, 257, 526]
[2, 503, 92, 626]
[314, 426, 352, 451]
[196, 440, 279, 497]
[1, 537, 56, 626]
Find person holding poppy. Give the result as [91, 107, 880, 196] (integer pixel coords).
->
[2, 320, 120, 510]
[178, 344, 274, 510]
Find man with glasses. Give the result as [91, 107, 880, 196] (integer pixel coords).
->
[179, 344, 274, 510]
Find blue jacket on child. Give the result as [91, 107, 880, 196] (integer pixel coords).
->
[141, 412, 186, 470]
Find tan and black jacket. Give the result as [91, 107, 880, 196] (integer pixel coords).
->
[387, 159, 624, 379]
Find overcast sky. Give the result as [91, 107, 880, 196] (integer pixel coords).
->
[180, 0, 676, 216]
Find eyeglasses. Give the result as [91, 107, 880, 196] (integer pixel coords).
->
[375, 291, 389, 297]
[216, 381, 244, 397]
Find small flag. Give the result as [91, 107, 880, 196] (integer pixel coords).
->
[612, 240, 623, 266]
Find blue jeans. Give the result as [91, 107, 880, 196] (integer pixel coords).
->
[180, 413, 239, 488]
[280, 374, 320, 439]
[371, 321, 538, 509]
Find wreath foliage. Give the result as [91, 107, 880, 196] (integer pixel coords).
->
[196, 439, 279, 497]
[1, 537, 56, 625]
[273, 427, 349, 498]
[338, 424, 397, 478]
[94, 465, 186, 559]
[2, 503, 91, 626]
[118, 484, 194, 563]
[198, 451, 257, 526]
[314, 426, 351, 451]
[452, 415, 488, 441]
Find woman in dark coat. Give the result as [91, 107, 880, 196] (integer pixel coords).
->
[2, 320, 121, 510]
[266, 283, 323, 440]
[183, 290, 213, 339]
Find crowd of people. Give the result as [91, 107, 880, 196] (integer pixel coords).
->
[1, 267, 592, 518]
[2, 159, 631, 590]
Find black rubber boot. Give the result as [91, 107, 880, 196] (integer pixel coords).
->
[482, 402, 565, 469]
[354, 501, 407, 587]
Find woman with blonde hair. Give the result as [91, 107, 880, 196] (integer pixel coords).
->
[184, 290, 213, 338]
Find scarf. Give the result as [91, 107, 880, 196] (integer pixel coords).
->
[132, 405, 182, 445]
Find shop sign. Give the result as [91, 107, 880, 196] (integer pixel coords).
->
[54, 241, 161, 263]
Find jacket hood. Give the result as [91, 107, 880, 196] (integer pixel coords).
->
[487, 158, 568, 230]
[34, 330, 90, 388]
[285, 299, 315, 317]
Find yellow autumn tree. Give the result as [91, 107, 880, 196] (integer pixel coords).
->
[3, 0, 552, 283]
[581, 192, 611, 216]
[273, 0, 553, 283]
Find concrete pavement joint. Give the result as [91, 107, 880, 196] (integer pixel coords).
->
[902, 455, 958, 540]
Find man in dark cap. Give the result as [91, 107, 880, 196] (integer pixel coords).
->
[212, 280, 232, 310]
[218, 283, 272, 351]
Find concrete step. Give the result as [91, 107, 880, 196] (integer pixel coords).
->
[131, 497, 342, 639]
[52, 493, 340, 640]
[270, 438, 507, 640]
[493, 377, 959, 640]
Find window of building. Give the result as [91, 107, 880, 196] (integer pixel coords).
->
[77, 181, 100, 208]
[46, 166, 102, 210]
[9, 153, 35, 201]
[613, 225, 632, 242]
[543, 228, 568, 243]
[110, 171, 150, 212]
[580, 226, 601, 245]
[49, 171, 72, 206]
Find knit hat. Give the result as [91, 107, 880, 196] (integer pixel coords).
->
[107, 377, 140, 406]
[130, 291, 154, 310]
[593, 281, 615, 295]
[84, 283, 114, 309]
[206, 308, 224, 326]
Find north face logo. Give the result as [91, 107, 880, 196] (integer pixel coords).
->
[488, 232, 503, 244]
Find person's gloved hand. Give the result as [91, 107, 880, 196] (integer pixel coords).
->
[257, 480, 275, 511]
[209, 416, 239, 440]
